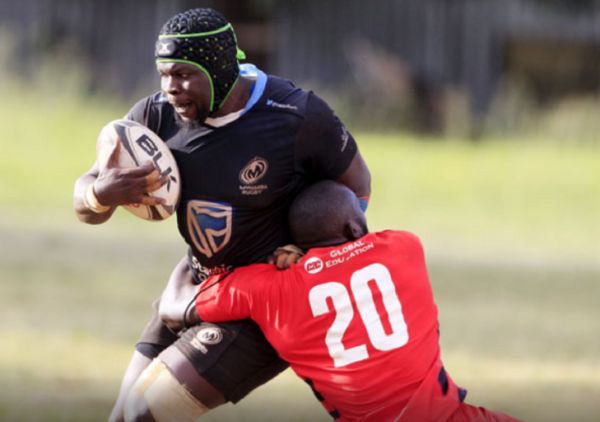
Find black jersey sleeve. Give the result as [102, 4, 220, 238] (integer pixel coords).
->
[125, 97, 150, 124]
[295, 92, 358, 180]
[124, 93, 162, 132]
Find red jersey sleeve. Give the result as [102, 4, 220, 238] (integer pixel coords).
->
[194, 264, 275, 322]
[397, 231, 427, 265]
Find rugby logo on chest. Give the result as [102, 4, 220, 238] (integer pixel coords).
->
[238, 156, 269, 196]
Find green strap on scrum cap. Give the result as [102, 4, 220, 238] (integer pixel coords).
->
[155, 23, 246, 112]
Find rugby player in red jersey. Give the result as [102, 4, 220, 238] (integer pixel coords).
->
[161, 181, 520, 422]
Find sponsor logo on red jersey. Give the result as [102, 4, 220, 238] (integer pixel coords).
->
[304, 256, 324, 274]
[325, 240, 375, 269]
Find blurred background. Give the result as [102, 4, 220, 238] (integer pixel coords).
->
[0, 0, 598, 421]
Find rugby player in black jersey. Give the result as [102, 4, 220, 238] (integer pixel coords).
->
[73, 8, 371, 422]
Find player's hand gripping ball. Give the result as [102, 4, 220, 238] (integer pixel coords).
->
[96, 119, 181, 221]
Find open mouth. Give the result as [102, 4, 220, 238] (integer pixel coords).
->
[173, 102, 195, 119]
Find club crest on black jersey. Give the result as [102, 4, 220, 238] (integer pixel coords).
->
[125, 70, 358, 270]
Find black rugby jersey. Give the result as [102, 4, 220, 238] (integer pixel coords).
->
[126, 73, 357, 273]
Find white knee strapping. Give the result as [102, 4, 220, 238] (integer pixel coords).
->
[128, 358, 209, 422]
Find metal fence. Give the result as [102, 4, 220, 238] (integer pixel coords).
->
[0, 0, 216, 95]
[1, 0, 599, 115]
[274, 0, 600, 115]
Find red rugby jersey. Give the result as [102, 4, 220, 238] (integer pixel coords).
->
[196, 231, 462, 421]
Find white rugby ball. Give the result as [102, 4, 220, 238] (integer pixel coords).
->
[96, 119, 181, 221]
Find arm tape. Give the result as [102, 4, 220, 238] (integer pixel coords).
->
[84, 183, 111, 213]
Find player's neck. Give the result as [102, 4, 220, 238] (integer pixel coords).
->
[211, 76, 254, 118]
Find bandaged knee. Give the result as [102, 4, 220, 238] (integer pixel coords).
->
[129, 358, 208, 422]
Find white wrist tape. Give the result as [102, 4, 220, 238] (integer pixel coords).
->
[84, 183, 111, 214]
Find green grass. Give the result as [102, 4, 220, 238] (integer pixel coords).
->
[1, 86, 599, 421]
[362, 134, 600, 265]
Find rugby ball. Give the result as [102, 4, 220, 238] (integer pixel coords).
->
[96, 119, 181, 221]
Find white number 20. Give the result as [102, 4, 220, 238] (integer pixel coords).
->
[308, 263, 408, 367]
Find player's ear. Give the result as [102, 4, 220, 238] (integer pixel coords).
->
[343, 220, 365, 241]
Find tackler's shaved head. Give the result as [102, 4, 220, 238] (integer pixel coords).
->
[289, 181, 368, 250]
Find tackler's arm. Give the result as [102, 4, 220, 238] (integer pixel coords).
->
[159, 257, 203, 332]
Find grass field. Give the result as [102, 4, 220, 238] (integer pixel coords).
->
[1, 86, 599, 421]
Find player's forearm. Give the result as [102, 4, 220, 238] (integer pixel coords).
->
[160, 299, 201, 331]
[185, 303, 202, 327]
[159, 257, 202, 331]
[73, 173, 116, 224]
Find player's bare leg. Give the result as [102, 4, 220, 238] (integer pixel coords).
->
[123, 257, 225, 422]
[109, 351, 153, 422]
[160, 346, 226, 408]
[124, 347, 224, 422]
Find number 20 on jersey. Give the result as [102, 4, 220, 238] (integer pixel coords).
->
[309, 263, 409, 367]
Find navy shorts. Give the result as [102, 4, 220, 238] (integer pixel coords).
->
[173, 320, 288, 403]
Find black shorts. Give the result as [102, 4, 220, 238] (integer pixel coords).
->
[172, 319, 288, 403]
[136, 254, 287, 403]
